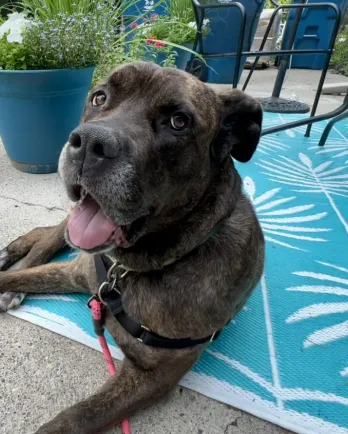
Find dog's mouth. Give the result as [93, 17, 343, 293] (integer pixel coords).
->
[67, 186, 148, 251]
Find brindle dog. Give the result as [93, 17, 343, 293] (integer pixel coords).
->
[0, 62, 264, 434]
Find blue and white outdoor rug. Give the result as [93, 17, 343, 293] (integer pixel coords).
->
[8, 113, 348, 434]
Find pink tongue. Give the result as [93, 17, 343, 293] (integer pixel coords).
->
[68, 198, 121, 250]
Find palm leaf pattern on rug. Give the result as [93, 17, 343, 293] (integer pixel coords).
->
[286, 261, 348, 376]
[243, 176, 331, 250]
[256, 153, 348, 233]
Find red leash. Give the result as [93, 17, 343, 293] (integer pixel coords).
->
[89, 297, 131, 434]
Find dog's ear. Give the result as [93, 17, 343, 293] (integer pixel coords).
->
[212, 89, 263, 163]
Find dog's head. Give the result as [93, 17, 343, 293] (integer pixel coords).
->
[59, 62, 262, 253]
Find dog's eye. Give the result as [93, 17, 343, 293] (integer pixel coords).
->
[92, 92, 107, 107]
[170, 112, 189, 131]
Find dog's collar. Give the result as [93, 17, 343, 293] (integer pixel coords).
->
[103, 220, 223, 274]
[103, 254, 178, 274]
[93, 222, 225, 349]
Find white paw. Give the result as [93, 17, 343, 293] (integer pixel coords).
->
[0, 292, 26, 312]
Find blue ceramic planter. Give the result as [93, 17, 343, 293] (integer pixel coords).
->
[0, 67, 95, 174]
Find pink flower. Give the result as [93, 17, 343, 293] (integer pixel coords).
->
[130, 22, 138, 29]
[146, 38, 155, 45]
[150, 13, 158, 20]
[155, 41, 165, 47]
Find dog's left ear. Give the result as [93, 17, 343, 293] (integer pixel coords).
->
[212, 89, 263, 163]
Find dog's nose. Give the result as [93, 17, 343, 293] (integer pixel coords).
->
[68, 124, 120, 160]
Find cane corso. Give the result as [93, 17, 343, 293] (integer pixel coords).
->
[0, 62, 264, 433]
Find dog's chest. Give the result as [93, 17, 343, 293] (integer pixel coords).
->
[116, 264, 237, 339]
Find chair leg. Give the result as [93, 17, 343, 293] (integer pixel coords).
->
[318, 110, 348, 147]
[305, 7, 342, 138]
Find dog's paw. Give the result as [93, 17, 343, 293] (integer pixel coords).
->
[0, 247, 10, 271]
[0, 292, 26, 312]
[0, 248, 28, 312]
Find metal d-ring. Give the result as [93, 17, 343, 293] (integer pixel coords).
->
[107, 262, 119, 280]
[98, 282, 110, 306]
[120, 270, 129, 279]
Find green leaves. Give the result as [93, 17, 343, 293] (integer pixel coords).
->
[0, 0, 204, 74]
[0, 5, 120, 70]
[331, 29, 348, 76]
[18, 0, 121, 20]
[0, 34, 27, 69]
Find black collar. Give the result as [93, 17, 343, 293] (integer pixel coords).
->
[93, 251, 224, 349]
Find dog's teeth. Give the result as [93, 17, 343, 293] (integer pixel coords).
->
[80, 188, 87, 201]
[76, 188, 87, 207]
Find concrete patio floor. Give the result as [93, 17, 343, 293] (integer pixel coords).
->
[1, 68, 346, 434]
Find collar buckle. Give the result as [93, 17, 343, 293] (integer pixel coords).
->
[210, 331, 217, 342]
[137, 325, 151, 343]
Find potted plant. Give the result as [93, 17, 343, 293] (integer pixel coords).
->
[92, 13, 208, 86]
[0, 1, 121, 174]
[128, 0, 209, 70]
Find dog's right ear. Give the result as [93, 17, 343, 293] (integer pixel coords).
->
[211, 89, 263, 163]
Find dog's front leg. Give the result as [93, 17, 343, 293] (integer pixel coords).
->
[35, 353, 199, 434]
[0, 254, 95, 295]
[0, 218, 68, 311]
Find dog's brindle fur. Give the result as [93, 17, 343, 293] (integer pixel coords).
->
[0, 62, 264, 433]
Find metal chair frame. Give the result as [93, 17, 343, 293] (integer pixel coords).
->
[190, 0, 347, 143]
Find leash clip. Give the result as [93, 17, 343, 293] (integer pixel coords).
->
[107, 262, 119, 281]
[98, 281, 112, 305]
[97, 261, 124, 305]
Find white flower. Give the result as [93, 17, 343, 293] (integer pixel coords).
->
[188, 18, 209, 30]
[0, 12, 30, 43]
